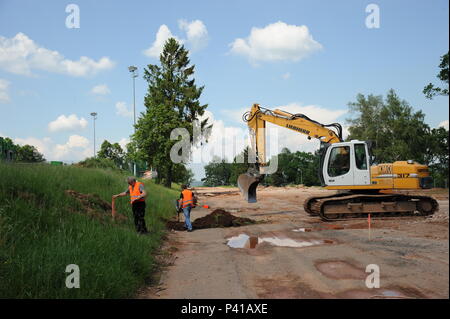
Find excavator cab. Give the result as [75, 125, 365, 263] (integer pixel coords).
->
[321, 140, 371, 187]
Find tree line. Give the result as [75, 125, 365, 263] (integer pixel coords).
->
[201, 148, 322, 187]
[0, 137, 45, 163]
[347, 89, 448, 187]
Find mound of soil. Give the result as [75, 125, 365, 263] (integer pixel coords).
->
[65, 190, 127, 222]
[167, 209, 256, 231]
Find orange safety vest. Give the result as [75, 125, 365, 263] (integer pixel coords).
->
[129, 182, 145, 204]
[180, 189, 194, 208]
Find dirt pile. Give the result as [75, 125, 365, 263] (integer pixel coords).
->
[65, 190, 127, 222]
[166, 209, 256, 231]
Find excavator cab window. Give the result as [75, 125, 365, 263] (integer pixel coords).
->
[328, 146, 350, 177]
[354, 143, 368, 170]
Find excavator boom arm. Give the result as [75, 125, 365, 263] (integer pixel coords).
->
[238, 103, 343, 203]
[244, 103, 343, 167]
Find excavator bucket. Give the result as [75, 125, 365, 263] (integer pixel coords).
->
[238, 173, 261, 203]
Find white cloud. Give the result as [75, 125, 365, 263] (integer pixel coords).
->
[342, 126, 350, 140]
[14, 135, 92, 161]
[279, 103, 347, 125]
[91, 84, 110, 95]
[438, 120, 449, 130]
[53, 135, 90, 159]
[178, 19, 208, 51]
[191, 110, 248, 164]
[118, 137, 130, 151]
[143, 19, 208, 58]
[48, 114, 88, 132]
[221, 106, 253, 124]
[229, 21, 322, 64]
[14, 136, 53, 156]
[0, 78, 10, 103]
[143, 25, 182, 58]
[67, 135, 89, 148]
[115, 101, 133, 118]
[0, 33, 115, 77]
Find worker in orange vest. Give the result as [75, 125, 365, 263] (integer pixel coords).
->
[179, 184, 196, 232]
[113, 176, 148, 234]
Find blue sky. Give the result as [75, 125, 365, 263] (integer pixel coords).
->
[0, 0, 448, 179]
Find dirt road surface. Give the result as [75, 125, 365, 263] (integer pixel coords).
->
[140, 186, 449, 299]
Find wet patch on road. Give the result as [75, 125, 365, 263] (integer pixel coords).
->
[226, 233, 336, 249]
[314, 260, 367, 280]
[335, 285, 427, 299]
[292, 224, 366, 232]
[254, 275, 427, 299]
[292, 228, 311, 232]
[255, 275, 324, 299]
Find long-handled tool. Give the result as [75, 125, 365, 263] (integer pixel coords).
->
[111, 196, 128, 221]
[193, 199, 210, 209]
[112, 196, 117, 219]
[192, 194, 210, 209]
[173, 200, 182, 222]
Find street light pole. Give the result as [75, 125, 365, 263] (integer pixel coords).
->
[128, 66, 138, 176]
[90, 112, 98, 159]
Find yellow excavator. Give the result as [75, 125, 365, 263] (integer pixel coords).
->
[238, 104, 439, 221]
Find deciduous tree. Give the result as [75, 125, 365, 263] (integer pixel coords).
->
[347, 89, 431, 164]
[97, 140, 125, 168]
[423, 51, 449, 99]
[16, 144, 45, 163]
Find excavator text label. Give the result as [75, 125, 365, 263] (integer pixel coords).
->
[286, 124, 310, 135]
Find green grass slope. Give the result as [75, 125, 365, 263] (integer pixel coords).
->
[0, 163, 179, 298]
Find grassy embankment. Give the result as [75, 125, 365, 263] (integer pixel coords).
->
[0, 163, 179, 298]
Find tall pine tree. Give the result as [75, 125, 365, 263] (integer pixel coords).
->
[134, 38, 211, 187]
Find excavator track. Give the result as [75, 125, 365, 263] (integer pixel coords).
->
[304, 192, 352, 216]
[305, 193, 439, 221]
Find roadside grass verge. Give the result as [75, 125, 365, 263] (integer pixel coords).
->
[0, 163, 178, 298]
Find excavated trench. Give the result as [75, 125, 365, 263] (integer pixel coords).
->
[65, 190, 127, 222]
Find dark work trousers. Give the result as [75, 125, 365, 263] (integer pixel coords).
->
[131, 201, 148, 234]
